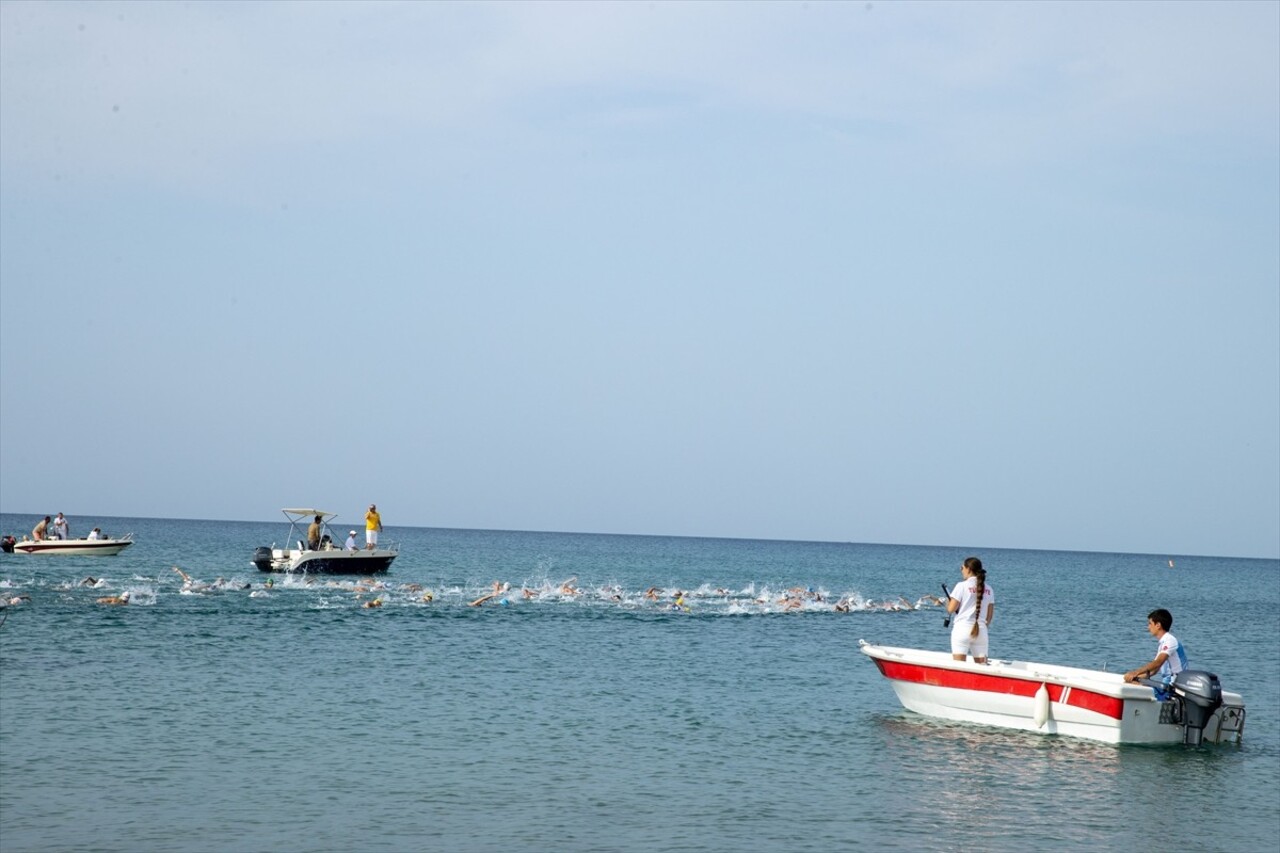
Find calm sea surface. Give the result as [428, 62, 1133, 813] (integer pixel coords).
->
[1, 514, 1277, 852]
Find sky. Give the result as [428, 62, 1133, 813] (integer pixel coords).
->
[1, 1, 1277, 559]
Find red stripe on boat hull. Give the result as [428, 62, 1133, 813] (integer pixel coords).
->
[873, 659, 1124, 720]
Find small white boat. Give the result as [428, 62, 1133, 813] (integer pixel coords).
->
[9, 534, 134, 556]
[251, 508, 398, 575]
[859, 640, 1245, 745]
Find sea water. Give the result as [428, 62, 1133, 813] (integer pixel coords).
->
[0, 514, 1277, 852]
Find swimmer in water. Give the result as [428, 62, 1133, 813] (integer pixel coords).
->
[362, 598, 383, 609]
[96, 591, 130, 606]
[470, 581, 509, 607]
[173, 566, 209, 593]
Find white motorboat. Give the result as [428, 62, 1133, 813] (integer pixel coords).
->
[251, 508, 398, 575]
[8, 534, 134, 556]
[859, 641, 1245, 746]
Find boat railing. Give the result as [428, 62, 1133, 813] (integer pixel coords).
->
[287, 538, 399, 553]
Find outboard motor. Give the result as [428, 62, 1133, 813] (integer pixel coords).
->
[1170, 670, 1223, 746]
[252, 546, 274, 573]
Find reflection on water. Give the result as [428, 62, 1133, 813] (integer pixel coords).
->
[860, 711, 1265, 851]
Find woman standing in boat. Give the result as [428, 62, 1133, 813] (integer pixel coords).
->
[947, 557, 995, 664]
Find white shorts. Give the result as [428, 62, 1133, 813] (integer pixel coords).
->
[366, 529, 378, 546]
[951, 626, 989, 659]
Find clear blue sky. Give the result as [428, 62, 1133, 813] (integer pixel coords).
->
[2, 1, 1277, 558]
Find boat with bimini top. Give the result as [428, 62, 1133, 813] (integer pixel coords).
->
[251, 508, 397, 575]
[859, 641, 1245, 745]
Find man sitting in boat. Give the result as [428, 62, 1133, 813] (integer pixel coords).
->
[1123, 608, 1187, 693]
[86, 528, 103, 541]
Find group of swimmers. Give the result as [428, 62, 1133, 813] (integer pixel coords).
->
[0, 570, 948, 615]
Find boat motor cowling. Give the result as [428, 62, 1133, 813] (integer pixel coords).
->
[1170, 670, 1223, 746]
[252, 546, 273, 573]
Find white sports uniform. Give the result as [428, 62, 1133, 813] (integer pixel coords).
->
[949, 577, 995, 658]
[1155, 632, 1187, 681]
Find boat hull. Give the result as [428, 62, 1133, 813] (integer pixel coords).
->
[860, 642, 1245, 745]
[252, 547, 396, 575]
[12, 538, 133, 556]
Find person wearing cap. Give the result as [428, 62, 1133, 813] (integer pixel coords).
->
[364, 504, 382, 550]
[344, 530, 358, 551]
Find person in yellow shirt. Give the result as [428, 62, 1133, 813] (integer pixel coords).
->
[364, 504, 382, 551]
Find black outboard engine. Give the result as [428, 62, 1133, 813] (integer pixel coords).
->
[252, 546, 274, 573]
[1170, 670, 1223, 746]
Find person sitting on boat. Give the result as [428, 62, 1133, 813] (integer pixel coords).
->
[306, 515, 323, 551]
[86, 528, 103, 541]
[32, 516, 51, 541]
[1123, 608, 1187, 690]
[344, 530, 358, 551]
[947, 557, 995, 664]
[53, 513, 69, 540]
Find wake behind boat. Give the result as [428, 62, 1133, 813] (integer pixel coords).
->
[251, 508, 397, 575]
[859, 641, 1245, 745]
[7, 534, 134, 556]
